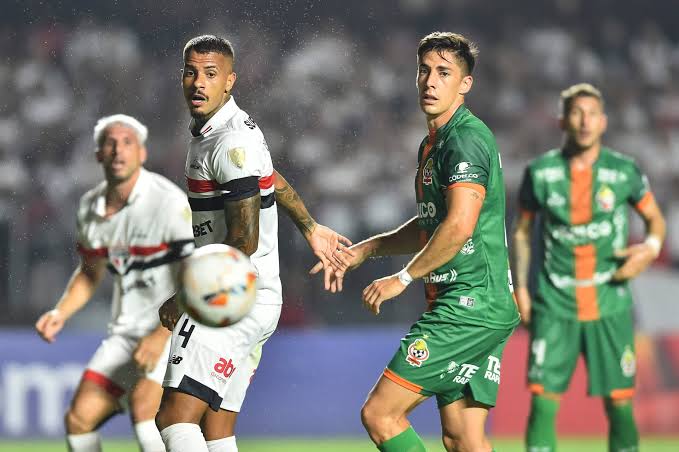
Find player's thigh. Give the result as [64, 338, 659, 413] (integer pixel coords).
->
[163, 305, 280, 412]
[362, 374, 429, 422]
[129, 378, 164, 423]
[67, 378, 121, 431]
[528, 312, 581, 394]
[201, 409, 238, 441]
[156, 387, 209, 428]
[440, 396, 491, 451]
[583, 309, 636, 397]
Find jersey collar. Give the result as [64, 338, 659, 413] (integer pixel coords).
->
[189, 96, 239, 138]
[92, 168, 149, 217]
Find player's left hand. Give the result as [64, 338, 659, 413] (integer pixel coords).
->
[362, 274, 407, 315]
[305, 223, 355, 288]
[612, 243, 658, 281]
[133, 328, 170, 373]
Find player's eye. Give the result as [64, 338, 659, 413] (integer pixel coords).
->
[207, 72, 216, 78]
[184, 70, 194, 77]
[440, 71, 449, 77]
[418, 67, 428, 75]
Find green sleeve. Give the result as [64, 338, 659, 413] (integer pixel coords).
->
[518, 166, 540, 212]
[626, 161, 651, 206]
[442, 134, 490, 188]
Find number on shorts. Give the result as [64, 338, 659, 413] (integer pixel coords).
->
[178, 318, 195, 349]
[531, 338, 546, 366]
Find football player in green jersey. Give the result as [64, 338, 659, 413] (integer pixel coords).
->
[314, 32, 518, 452]
[513, 83, 666, 452]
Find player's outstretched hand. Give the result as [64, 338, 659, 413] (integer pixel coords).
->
[612, 243, 657, 282]
[134, 328, 170, 373]
[35, 309, 65, 343]
[159, 298, 181, 331]
[362, 274, 407, 315]
[305, 224, 355, 272]
[310, 243, 369, 292]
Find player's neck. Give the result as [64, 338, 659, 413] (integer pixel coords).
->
[191, 95, 231, 136]
[105, 168, 141, 216]
[564, 142, 601, 169]
[426, 98, 464, 133]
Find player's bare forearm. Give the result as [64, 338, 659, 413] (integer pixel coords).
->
[55, 259, 106, 319]
[273, 170, 317, 238]
[639, 196, 666, 246]
[511, 213, 534, 289]
[356, 217, 422, 258]
[224, 194, 261, 256]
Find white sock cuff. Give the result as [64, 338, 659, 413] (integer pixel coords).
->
[206, 435, 237, 452]
[160, 423, 208, 452]
[66, 431, 101, 452]
[134, 419, 165, 452]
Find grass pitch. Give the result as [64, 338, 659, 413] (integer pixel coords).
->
[1, 437, 678, 451]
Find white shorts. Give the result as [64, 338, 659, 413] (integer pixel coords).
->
[163, 303, 281, 412]
[84, 333, 171, 403]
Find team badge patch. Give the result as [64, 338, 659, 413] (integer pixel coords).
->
[460, 238, 475, 255]
[596, 185, 616, 212]
[109, 245, 131, 274]
[423, 158, 434, 185]
[228, 147, 246, 168]
[406, 338, 430, 367]
[620, 346, 636, 377]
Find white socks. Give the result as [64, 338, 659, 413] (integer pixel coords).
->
[160, 423, 209, 452]
[207, 436, 238, 452]
[66, 432, 101, 452]
[134, 419, 166, 452]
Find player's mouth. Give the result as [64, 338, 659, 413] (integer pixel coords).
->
[111, 160, 126, 171]
[190, 93, 208, 107]
[421, 94, 438, 104]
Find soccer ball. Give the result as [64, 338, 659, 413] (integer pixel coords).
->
[178, 244, 257, 327]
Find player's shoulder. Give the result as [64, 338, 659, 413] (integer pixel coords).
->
[528, 148, 563, 170]
[600, 146, 637, 169]
[448, 108, 496, 153]
[216, 108, 264, 143]
[143, 170, 186, 199]
[77, 180, 106, 214]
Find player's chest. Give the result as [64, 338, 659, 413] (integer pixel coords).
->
[185, 142, 214, 181]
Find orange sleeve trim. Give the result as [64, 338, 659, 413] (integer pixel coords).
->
[528, 383, 545, 395]
[635, 191, 654, 212]
[383, 368, 423, 394]
[448, 182, 486, 197]
[610, 388, 635, 400]
[519, 208, 536, 220]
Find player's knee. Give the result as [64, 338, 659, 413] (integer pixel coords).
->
[65, 408, 97, 434]
[442, 431, 462, 452]
[360, 402, 391, 435]
[455, 436, 492, 452]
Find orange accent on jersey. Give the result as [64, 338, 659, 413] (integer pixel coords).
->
[448, 182, 486, 197]
[635, 191, 654, 212]
[528, 383, 545, 395]
[519, 208, 535, 220]
[383, 368, 423, 394]
[610, 388, 635, 400]
[574, 244, 599, 321]
[570, 166, 592, 225]
[419, 230, 437, 303]
[416, 130, 436, 199]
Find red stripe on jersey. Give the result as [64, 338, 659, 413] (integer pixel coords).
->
[82, 369, 125, 398]
[129, 244, 169, 256]
[186, 177, 218, 193]
[77, 244, 108, 258]
[259, 173, 275, 189]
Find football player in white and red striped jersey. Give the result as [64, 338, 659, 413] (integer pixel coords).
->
[35, 114, 194, 452]
[155, 35, 353, 452]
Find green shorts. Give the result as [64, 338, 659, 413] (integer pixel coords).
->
[527, 309, 636, 398]
[385, 310, 514, 408]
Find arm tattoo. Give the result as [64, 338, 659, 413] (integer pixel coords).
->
[275, 182, 316, 236]
[224, 194, 261, 256]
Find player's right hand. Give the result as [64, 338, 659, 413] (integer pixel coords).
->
[159, 299, 181, 331]
[515, 287, 532, 328]
[35, 309, 65, 343]
[310, 244, 369, 293]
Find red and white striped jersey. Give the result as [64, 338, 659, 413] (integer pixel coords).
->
[76, 169, 195, 337]
[184, 97, 281, 305]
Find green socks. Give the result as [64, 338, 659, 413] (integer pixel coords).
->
[605, 400, 639, 452]
[526, 395, 559, 452]
[377, 426, 426, 452]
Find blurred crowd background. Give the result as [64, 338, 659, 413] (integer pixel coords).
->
[2, 0, 678, 329]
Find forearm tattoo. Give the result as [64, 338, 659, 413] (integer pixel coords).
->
[275, 183, 316, 235]
[224, 195, 261, 256]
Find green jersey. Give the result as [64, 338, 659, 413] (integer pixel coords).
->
[519, 147, 652, 321]
[415, 105, 518, 330]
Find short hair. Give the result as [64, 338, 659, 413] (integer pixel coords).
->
[417, 32, 478, 75]
[183, 35, 235, 62]
[93, 114, 148, 149]
[559, 83, 604, 117]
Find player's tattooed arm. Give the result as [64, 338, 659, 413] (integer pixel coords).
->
[273, 170, 317, 237]
[224, 194, 261, 256]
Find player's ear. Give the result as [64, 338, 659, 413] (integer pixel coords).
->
[459, 75, 473, 95]
[95, 149, 104, 163]
[601, 113, 608, 134]
[226, 71, 237, 94]
[140, 146, 148, 165]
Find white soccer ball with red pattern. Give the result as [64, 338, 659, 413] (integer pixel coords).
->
[178, 244, 257, 327]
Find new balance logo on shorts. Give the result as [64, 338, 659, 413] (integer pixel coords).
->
[211, 357, 237, 382]
[484, 355, 501, 384]
[169, 355, 183, 365]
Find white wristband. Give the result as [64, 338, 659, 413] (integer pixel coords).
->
[645, 235, 662, 257]
[397, 268, 414, 287]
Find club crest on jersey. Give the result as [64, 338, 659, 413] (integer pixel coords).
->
[228, 147, 246, 169]
[423, 158, 434, 185]
[460, 238, 475, 255]
[109, 245, 131, 274]
[620, 346, 636, 377]
[406, 338, 430, 367]
[596, 185, 616, 212]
